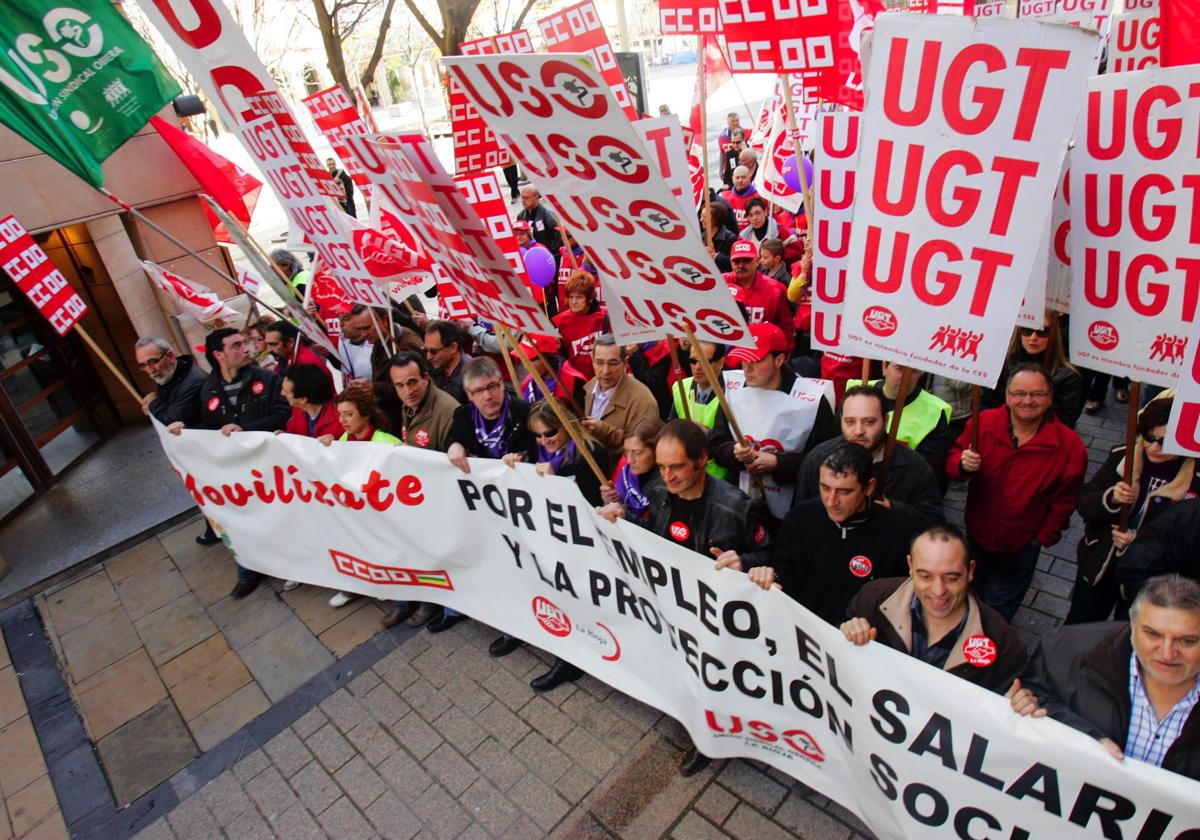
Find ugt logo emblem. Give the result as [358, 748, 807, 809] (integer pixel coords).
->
[928, 325, 982, 361]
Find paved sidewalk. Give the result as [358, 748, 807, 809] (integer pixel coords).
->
[0, 408, 1128, 838]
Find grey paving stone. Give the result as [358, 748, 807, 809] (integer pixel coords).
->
[289, 758, 342, 816]
[365, 793, 424, 840]
[441, 671, 493, 717]
[244, 765, 298, 822]
[377, 747, 434, 800]
[410, 782, 473, 840]
[520, 695, 575, 744]
[467, 738, 527, 793]
[672, 812, 733, 840]
[306, 723, 357, 773]
[695, 783, 738, 825]
[347, 669, 382, 698]
[333, 754, 388, 809]
[605, 691, 663, 730]
[264, 726, 313, 778]
[474, 700, 531, 750]
[165, 795, 220, 840]
[320, 688, 368, 733]
[233, 805, 287, 840]
[512, 731, 573, 785]
[558, 726, 620, 776]
[722, 803, 794, 840]
[411, 645, 455, 689]
[346, 716, 400, 767]
[508, 771, 571, 832]
[717, 761, 787, 814]
[199, 770, 255, 827]
[239, 617, 333, 702]
[360, 683, 410, 727]
[268, 804, 325, 840]
[96, 699, 199, 806]
[207, 586, 293, 650]
[318, 796, 377, 838]
[481, 667, 534, 712]
[373, 647, 422, 692]
[131, 816, 176, 840]
[500, 815, 542, 839]
[292, 706, 330, 739]
[387, 710, 444, 760]
[460, 777, 521, 836]
[553, 764, 598, 805]
[400, 677, 453, 722]
[432, 706, 488, 754]
[775, 792, 854, 839]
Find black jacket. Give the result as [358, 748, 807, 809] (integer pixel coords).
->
[447, 396, 537, 462]
[710, 367, 838, 492]
[641, 473, 767, 557]
[197, 365, 290, 432]
[556, 441, 612, 508]
[1117, 497, 1200, 601]
[796, 437, 945, 527]
[847, 577, 1027, 693]
[148, 355, 205, 426]
[1021, 622, 1200, 781]
[744, 499, 923, 626]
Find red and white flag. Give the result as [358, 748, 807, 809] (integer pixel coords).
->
[685, 36, 734, 206]
[0, 216, 88, 336]
[1160, 0, 1200, 66]
[142, 261, 238, 323]
[538, 1, 638, 121]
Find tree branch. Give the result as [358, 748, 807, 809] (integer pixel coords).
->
[400, 0, 446, 51]
[513, 0, 538, 29]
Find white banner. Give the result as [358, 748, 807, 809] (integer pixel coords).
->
[811, 112, 860, 352]
[840, 15, 1095, 387]
[633, 115, 700, 235]
[1046, 152, 1073, 312]
[442, 52, 754, 348]
[1165, 317, 1200, 456]
[1068, 65, 1200, 387]
[1109, 0, 1160, 73]
[156, 423, 1200, 840]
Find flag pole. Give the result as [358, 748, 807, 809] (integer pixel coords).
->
[1118, 381, 1143, 531]
[75, 323, 142, 401]
[667, 335, 691, 421]
[698, 36, 715, 250]
[779, 77, 815, 225]
[683, 326, 746, 444]
[875, 367, 913, 499]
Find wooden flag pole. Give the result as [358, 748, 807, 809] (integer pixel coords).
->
[875, 367, 913, 497]
[970, 385, 981, 453]
[528, 342, 583, 417]
[683, 326, 746, 444]
[76, 323, 142, 401]
[860, 357, 871, 386]
[667, 335, 691, 421]
[1118, 381, 1143, 532]
[698, 36, 715, 250]
[493, 327, 523, 388]
[497, 324, 608, 486]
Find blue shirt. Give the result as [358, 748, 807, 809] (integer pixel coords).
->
[1125, 651, 1200, 767]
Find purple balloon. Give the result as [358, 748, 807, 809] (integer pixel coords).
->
[781, 154, 814, 194]
[523, 246, 557, 288]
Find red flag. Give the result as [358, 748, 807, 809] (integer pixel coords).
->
[687, 36, 733, 140]
[1161, 0, 1200, 66]
[150, 116, 262, 243]
[798, 0, 885, 110]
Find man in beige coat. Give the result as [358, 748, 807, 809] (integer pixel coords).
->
[582, 335, 660, 459]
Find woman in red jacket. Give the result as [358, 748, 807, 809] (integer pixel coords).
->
[552, 271, 608, 381]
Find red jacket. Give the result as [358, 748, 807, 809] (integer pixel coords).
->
[946, 407, 1087, 553]
[723, 271, 795, 352]
[285, 401, 342, 438]
[553, 306, 608, 380]
[720, 184, 760, 227]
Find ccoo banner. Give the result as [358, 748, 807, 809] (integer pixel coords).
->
[156, 423, 1200, 840]
[840, 14, 1095, 387]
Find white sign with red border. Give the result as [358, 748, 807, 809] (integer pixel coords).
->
[811, 112, 859, 352]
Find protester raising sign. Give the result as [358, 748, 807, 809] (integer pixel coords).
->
[810, 112, 860, 352]
[537, 1, 638, 121]
[839, 14, 1095, 388]
[158, 422, 1200, 840]
[1068, 65, 1199, 387]
[443, 52, 753, 348]
[0, 215, 88, 335]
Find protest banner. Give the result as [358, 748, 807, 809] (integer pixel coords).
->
[449, 32, 535, 175]
[839, 15, 1095, 388]
[1045, 153, 1073, 312]
[141, 260, 239, 323]
[246, 90, 343, 202]
[1068, 65, 1200, 387]
[974, 0, 1010, 15]
[1109, 0, 1160, 72]
[659, 0, 722, 33]
[811, 112, 859, 352]
[1164, 317, 1200, 456]
[443, 52, 753, 348]
[302, 85, 375, 204]
[453, 170, 531, 293]
[351, 132, 556, 336]
[537, 1, 638, 121]
[1160, 0, 1200, 66]
[157, 421, 1200, 840]
[335, 210, 436, 299]
[0, 0, 180, 188]
[633, 115, 699, 234]
[754, 84, 819, 216]
[0, 215, 88, 335]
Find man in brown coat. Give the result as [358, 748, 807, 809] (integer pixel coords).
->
[582, 334, 660, 459]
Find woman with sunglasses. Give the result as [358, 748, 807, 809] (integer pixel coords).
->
[1069, 397, 1199, 624]
[599, 417, 665, 522]
[985, 318, 1084, 428]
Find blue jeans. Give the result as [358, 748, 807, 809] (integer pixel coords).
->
[969, 540, 1041, 623]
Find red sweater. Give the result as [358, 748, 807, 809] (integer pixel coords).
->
[285, 401, 342, 438]
[552, 307, 608, 380]
[723, 271, 795, 351]
[946, 407, 1087, 553]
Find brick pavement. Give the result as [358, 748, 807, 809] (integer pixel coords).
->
[0, 408, 1130, 838]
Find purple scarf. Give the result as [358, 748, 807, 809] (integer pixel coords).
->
[470, 398, 510, 458]
[615, 462, 650, 516]
[523, 373, 558, 404]
[539, 440, 576, 474]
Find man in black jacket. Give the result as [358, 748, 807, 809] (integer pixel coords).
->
[795, 386, 944, 526]
[715, 440, 922, 626]
[1010, 574, 1200, 780]
[841, 523, 1027, 694]
[167, 328, 290, 598]
[1118, 497, 1200, 603]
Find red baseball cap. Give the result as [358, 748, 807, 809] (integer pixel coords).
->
[730, 239, 757, 260]
[727, 323, 787, 365]
[511, 220, 532, 233]
[512, 333, 560, 359]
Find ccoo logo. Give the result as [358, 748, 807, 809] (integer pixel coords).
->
[862, 306, 897, 337]
[1088, 321, 1119, 351]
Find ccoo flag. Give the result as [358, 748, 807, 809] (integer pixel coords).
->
[0, 0, 180, 187]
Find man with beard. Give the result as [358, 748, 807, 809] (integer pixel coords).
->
[796, 385, 944, 526]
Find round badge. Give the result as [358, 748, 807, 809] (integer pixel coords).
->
[962, 634, 997, 668]
[251, 381, 265, 395]
[848, 555, 872, 578]
[532, 596, 571, 637]
[753, 524, 767, 546]
[669, 521, 690, 542]
[414, 429, 430, 448]
[207, 396, 220, 412]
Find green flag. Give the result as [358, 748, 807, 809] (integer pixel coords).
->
[0, 0, 181, 186]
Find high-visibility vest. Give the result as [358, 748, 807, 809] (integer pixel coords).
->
[672, 376, 728, 480]
[846, 379, 951, 450]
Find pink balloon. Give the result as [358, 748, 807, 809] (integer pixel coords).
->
[782, 154, 814, 194]
[523, 246, 557, 288]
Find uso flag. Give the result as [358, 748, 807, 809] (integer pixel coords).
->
[0, 0, 180, 186]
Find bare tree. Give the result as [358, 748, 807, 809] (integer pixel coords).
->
[311, 0, 399, 93]
[398, 0, 483, 55]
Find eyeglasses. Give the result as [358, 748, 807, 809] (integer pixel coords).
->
[1007, 390, 1051, 400]
[137, 354, 167, 369]
[1142, 433, 1166, 446]
[422, 345, 446, 356]
[534, 429, 561, 440]
[1019, 328, 1050, 338]
[466, 381, 503, 397]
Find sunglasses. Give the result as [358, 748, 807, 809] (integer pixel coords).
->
[1142, 433, 1166, 446]
[534, 429, 562, 440]
[1019, 328, 1049, 338]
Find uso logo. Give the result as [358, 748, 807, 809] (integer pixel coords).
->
[862, 306, 898, 337]
[1088, 321, 1119, 351]
[669, 521, 690, 542]
[207, 396, 220, 412]
[533, 596, 571, 637]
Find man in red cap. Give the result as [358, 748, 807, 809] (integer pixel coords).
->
[725, 240, 795, 352]
[709, 322, 837, 528]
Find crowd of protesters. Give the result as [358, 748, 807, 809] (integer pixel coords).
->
[135, 128, 1200, 783]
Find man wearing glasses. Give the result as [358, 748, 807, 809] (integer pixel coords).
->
[946, 363, 1087, 621]
[423, 319, 471, 404]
